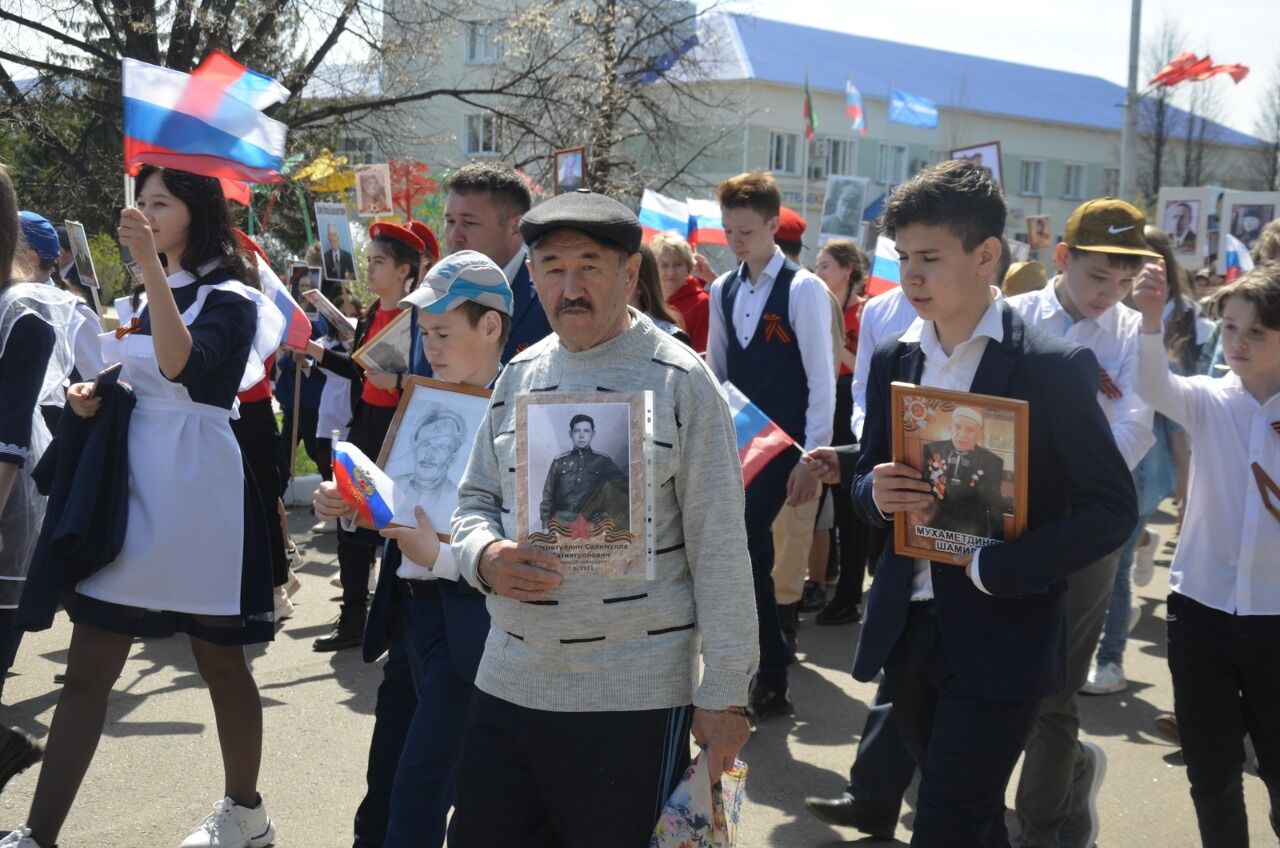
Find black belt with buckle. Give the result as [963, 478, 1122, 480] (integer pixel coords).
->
[396, 578, 440, 599]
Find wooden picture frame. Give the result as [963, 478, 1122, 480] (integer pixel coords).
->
[890, 382, 1028, 565]
[358, 376, 493, 539]
[302, 289, 356, 340]
[949, 140, 1003, 191]
[552, 146, 586, 195]
[352, 308, 412, 374]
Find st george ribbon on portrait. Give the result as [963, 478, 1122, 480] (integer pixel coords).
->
[515, 391, 655, 579]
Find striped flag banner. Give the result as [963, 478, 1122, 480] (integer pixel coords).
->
[639, 189, 690, 243]
[723, 381, 796, 487]
[333, 441, 399, 529]
[687, 198, 727, 247]
[866, 235, 901, 296]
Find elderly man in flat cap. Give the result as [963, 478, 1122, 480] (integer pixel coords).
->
[449, 190, 758, 847]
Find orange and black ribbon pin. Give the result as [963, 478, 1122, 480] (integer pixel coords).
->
[1098, 366, 1123, 401]
[113, 317, 142, 339]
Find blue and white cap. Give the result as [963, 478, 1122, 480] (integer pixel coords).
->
[400, 249, 513, 316]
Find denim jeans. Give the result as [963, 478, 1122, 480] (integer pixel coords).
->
[1095, 514, 1153, 668]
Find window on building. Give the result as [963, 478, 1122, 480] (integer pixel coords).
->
[769, 132, 799, 175]
[1103, 167, 1120, 197]
[463, 113, 501, 155]
[336, 136, 373, 166]
[877, 143, 907, 184]
[1020, 159, 1045, 196]
[1063, 164, 1086, 199]
[828, 139, 856, 176]
[465, 21, 502, 64]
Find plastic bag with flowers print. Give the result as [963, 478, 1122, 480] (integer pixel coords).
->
[650, 748, 747, 848]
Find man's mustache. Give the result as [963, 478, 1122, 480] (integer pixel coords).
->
[556, 298, 592, 315]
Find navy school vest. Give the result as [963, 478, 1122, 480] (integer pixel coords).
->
[721, 259, 808, 443]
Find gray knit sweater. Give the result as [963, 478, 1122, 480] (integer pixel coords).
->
[452, 311, 759, 712]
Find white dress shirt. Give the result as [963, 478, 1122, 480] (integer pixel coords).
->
[1137, 331, 1280, 615]
[399, 543, 459, 582]
[875, 300, 1005, 601]
[707, 246, 835, 450]
[852, 287, 918, 441]
[1007, 280, 1155, 470]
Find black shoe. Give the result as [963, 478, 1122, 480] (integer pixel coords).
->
[804, 793, 897, 839]
[815, 599, 862, 626]
[799, 580, 827, 613]
[749, 684, 794, 720]
[777, 602, 800, 638]
[313, 605, 366, 652]
[0, 727, 43, 793]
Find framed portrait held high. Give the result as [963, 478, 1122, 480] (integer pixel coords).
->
[302, 288, 356, 340]
[1026, 215, 1052, 250]
[949, 141, 1003, 190]
[819, 175, 870, 244]
[553, 146, 586, 194]
[355, 163, 393, 217]
[890, 382, 1029, 565]
[63, 221, 99, 289]
[371, 377, 492, 539]
[515, 391, 655, 579]
[353, 308, 413, 374]
[315, 201, 359, 286]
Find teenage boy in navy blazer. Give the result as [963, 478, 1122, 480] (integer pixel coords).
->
[847, 160, 1136, 847]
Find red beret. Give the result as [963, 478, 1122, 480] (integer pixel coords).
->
[776, 207, 807, 242]
[407, 221, 439, 261]
[369, 221, 425, 254]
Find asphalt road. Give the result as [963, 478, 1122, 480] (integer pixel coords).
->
[1, 507, 1273, 846]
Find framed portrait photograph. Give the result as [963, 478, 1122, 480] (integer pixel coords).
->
[819, 175, 870, 243]
[1026, 215, 1052, 250]
[515, 391, 655, 579]
[1228, 203, 1275, 252]
[950, 141, 1003, 190]
[890, 382, 1029, 565]
[355, 163, 393, 218]
[63, 221, 99, 289]
[315, 201, 359, 286]
[353, 308, 412, 374]
[302, 288, 356, 340]
[1162, 199, 1201, 256]
[372, 377, 492, 539]
[553, 146, 586, 195]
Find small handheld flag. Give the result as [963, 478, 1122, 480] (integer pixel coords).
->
[235, 230, 312, 349]
[866, 236, 901, 296]
[333, 442, 398, 529]
[638, 190, 690, 243]
[1223, 233, 1254, 283]
[192, 50, 291, 111]
[724, 382, 797, 487]
[846, 79, 867, 137]
[686, 198, 727, 248]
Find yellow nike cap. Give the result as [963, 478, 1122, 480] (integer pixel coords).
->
[1063, 198, 1161, 258]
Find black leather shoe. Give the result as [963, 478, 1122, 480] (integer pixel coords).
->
[803, 793, 896, 839]
[749, 684, 794, 720]
[313, 605, 366, 652]
[815, 599, 862, 626]
[0, 727, 43, 794]
[799, 580, 827, 613]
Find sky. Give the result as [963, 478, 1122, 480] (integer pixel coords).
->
[724, 0, 1278, 138]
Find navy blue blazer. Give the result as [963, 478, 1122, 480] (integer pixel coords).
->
[851, 303, 1137, 702]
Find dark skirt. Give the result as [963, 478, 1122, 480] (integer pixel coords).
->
[231, 397, 287, 587]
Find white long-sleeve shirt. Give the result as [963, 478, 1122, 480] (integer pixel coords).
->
[707, 247, 835, 450]
[1007, 281, 1154, 470]
[851, 286, 917, 441]
[1136, 331, 1280, 615]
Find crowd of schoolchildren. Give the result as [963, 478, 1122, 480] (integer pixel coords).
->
[0, 152, 1276, 848]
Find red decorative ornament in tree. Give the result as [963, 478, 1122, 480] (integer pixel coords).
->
[390, 159, 440, 219]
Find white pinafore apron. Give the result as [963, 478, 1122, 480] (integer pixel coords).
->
[75, 293, 248, 616]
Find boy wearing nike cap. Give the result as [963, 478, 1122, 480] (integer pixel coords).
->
[313, 249, 510, 848]
[1006, 198, 1159, 848]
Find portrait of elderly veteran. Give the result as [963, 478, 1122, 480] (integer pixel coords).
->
[915, 406, 1006, 543]
[394, 405, 466, 520]
[448, 190, 757, 847]
[540, 412, 628, 531]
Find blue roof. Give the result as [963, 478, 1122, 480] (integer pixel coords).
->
[722, 14, 1262, 147]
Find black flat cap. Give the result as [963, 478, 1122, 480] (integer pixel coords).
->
[520, 189, 642, 254]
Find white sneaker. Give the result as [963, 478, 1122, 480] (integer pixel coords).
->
[368, 564, 377, 594]
[273, 588, 295, 623]
[284, 568, 302, 598]
[1129, 598, 1141, 633]
[1132, 530, 1158, 587]
[180, 796, 275, 848]
[1081, 662, 1127, 695]
[309, 519, 336, 534]
[0, 827, 44, 847]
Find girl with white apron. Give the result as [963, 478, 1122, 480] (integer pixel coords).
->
[3, 167, 282, 848]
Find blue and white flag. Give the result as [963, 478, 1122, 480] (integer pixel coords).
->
[889, 87, 939, 129]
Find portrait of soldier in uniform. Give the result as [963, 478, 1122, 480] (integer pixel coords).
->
[912, 406, 1006, 542]
[540, 413, 629, 531]
[395, 406, 467, 518]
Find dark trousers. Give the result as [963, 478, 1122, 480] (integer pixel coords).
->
[277, 405, 320, 492]
[830, 374, 867, 605]
[884, 603, 1040, 848]
[845, 681, 917, 825]
[1168, 592, 1280, 848]
[0, 609, 22, 702]
[384, 582, 488, 848]
[746, 450, 799, 688]
[448, 691, 693, 847]
[316, 437, 334, 483]
[353, 639, 415, 848]
[337, 534, 376, 612]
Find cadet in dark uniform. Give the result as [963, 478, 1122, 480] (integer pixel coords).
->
[540, 414, 627, 530]
[918, 407, 1006, 542]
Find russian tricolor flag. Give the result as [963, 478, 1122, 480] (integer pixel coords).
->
[123, 57, 288, 184]
[333, 442, 398, 529]
[724, 381, 796, 486]
[193, 50, 291, 111]
[639, 190, 690, 243]
[846, 79, 867, 137]
[866, 235, 901, 296]
[1223, 233, 1254, 283]
[687, 198, 728, 247]
[236, 230, 312, 349]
